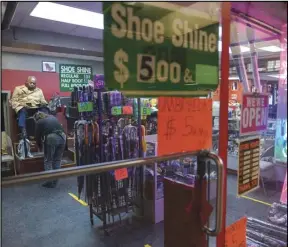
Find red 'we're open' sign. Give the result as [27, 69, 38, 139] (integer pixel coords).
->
[240, 93, 269, 136]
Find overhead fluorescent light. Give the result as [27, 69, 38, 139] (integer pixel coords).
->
[259, 46, 282, 52]
[30, 2, 103, 29]
[239, 46, 250, 52]
[227, 44, 250, 54]
[267, 74, 286, 79]
[229, 76, 240, 80]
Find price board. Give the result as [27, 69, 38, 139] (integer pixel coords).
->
[77, 102, 93, 113]
[59, 64, 93, 92]
[238, 137, 260, 196]
[103, 2, 219, 97]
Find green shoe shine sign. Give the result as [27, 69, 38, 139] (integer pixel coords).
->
[103, 2, 219, 97]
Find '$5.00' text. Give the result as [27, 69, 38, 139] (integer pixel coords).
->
[113, 49, 194, 87]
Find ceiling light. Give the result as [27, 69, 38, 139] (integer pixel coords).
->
[267, 74, 286, 79]
[259, 46, 282, 52]
[229, 45, 250, 54]
[229, 76, 240, 80]
[239, 46, 250, 52]
[30, 2, 103, 29]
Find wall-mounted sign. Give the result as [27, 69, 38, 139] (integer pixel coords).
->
[59, 64, 93, 92]
[240, 93, 269, 136]
[103, 2, 219, 97]
[42, 61, 56, 73]
[238, 137, 260, 196]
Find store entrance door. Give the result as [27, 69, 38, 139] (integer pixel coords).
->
[164, 152, 223, 247]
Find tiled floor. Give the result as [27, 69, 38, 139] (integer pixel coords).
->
[2, 174, 280, 247]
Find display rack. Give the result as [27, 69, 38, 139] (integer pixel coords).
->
[70, 84, 149, 234]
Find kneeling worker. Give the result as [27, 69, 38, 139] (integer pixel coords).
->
[34, 112, 66, 188]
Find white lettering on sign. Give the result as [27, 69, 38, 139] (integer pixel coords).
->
[242, 107, 268, 128]
[246, 97, 265, 108]
[110, 3, 217, 53]
[77, 67, 91, 74]
[61, 66, 75, 73]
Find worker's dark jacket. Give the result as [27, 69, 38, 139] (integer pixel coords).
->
[35, 116, 66, 149]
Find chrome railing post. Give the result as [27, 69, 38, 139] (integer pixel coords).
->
[202, 152, 224, 237]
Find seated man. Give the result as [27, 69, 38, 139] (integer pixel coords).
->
[10, 76, 48, 135]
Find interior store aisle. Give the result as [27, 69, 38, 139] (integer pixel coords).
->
[1, 177, 164, 247]
[2, 174, 278, 247]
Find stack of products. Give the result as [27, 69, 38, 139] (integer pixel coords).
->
[246, 203, 287, 247]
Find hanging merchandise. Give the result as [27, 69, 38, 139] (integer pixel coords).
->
[71, 84, 144, 234]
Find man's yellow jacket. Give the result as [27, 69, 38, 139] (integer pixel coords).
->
[10, 85, 48, 113]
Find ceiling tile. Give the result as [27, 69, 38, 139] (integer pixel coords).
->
[19, 17, 78, 35]
[58, 2, 102, 13]
[11, 2, 37, 26]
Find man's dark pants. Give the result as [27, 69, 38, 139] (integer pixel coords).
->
[17, 107, 49, 128]
[43, 133, 66, 188]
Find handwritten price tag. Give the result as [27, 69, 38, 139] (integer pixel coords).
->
[158, 97, 212, 156]
[114, 168, 128, 181]
[77, 102, 93, 113]
[225, 217, 247, 247]
[111, 106, 122, 116]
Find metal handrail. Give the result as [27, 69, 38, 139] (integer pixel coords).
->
[1, 150, 224, 236]
[203, 152, 224, 237]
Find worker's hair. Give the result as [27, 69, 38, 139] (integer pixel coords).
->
[33, 111, 49, 122]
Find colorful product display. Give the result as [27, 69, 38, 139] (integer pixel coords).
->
[70, 80, 157, 234]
